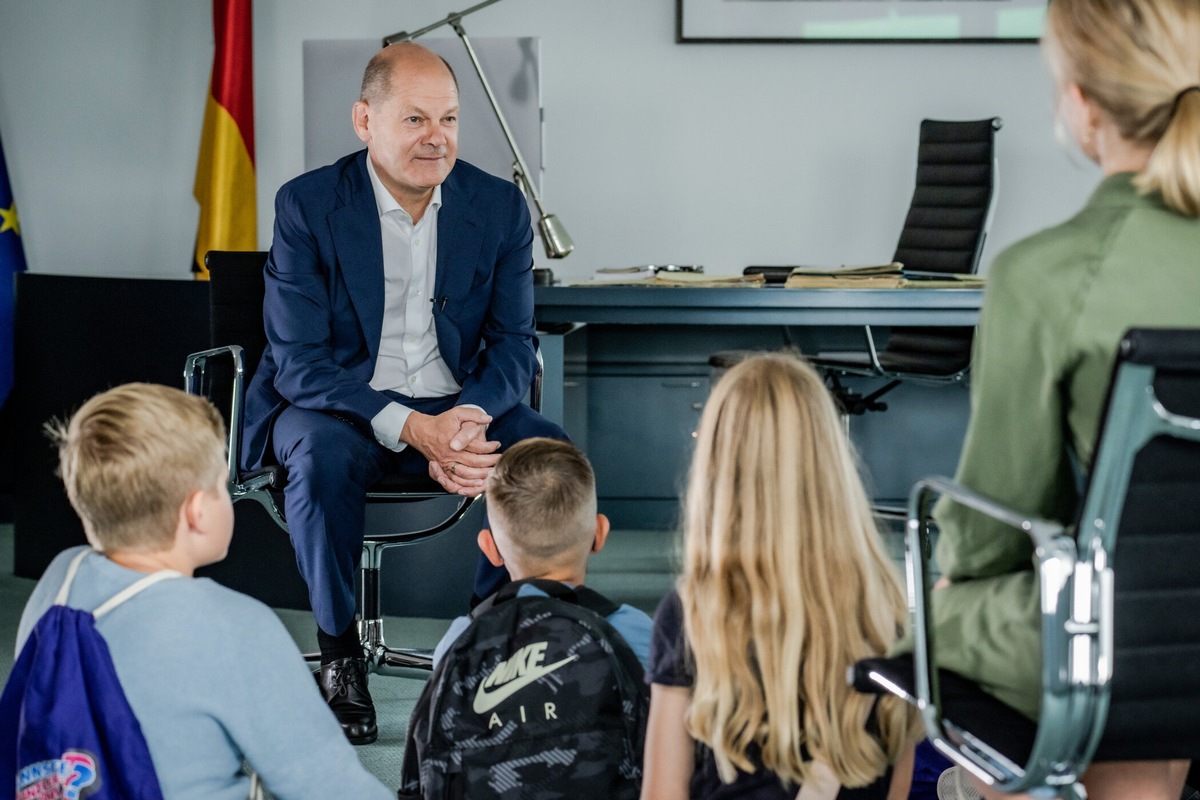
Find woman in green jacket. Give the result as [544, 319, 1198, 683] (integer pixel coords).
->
[928, 0, 1200, 797]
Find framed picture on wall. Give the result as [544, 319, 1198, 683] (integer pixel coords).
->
[676, 0, 1047, 44]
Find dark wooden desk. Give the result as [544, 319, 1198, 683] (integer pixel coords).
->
[534, 284, 983, 426]
[535, 285, 983, 326]
[533, 285, 982, 528]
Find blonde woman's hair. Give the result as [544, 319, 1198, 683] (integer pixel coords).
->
[485, 437, 597, 568]
[1045, 0, 1200, 217]
[48, 383, 227, 552]
[679, 354, 914, 788]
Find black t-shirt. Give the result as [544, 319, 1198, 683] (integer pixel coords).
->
[646, 590, 891, 800]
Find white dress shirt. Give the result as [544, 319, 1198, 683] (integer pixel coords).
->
[365, 157, 465, 452]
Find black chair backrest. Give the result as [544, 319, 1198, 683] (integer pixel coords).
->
[876, 326, 975, 376]
[1091, 328, 1200, 761]
[892, 118, 1001, 276]
[207, 250, 270, 382]
[875, 119, 1000, 376]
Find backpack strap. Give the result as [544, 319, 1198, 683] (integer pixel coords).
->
[94, 570, 183, 619]
[54, 548, 95, 605]
[53, 548, 183, 619]
[472, 578, 622, 620]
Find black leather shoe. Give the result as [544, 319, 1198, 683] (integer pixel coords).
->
[316, 657, 377, 745]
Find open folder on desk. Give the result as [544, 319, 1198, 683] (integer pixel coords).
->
[783, 262, 986, 289]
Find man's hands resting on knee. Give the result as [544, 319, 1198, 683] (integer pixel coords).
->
[402, 406, 501, 496]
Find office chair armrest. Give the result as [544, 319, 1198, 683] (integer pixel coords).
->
[905, 477, 1089, 797]
[183, 344, 245, 488]
[531, 345, 543, 414]
[863, 325, 885, 373]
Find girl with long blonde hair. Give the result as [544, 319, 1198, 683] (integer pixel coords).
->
[641, 354, 916, 800]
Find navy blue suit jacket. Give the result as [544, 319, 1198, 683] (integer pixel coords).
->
[242, 151, 537, 471]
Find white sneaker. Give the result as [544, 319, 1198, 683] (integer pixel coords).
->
[937, 766, 984, 800]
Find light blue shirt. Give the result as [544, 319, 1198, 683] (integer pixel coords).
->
[432, 582, 654, 669]
[15, 547, 393, 800]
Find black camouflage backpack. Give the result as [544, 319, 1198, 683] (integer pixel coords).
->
[398, 578, 648, 800]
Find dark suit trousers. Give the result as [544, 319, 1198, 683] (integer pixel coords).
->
[271, 394, 567, 635]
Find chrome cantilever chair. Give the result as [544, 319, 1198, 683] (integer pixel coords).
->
[853, 328, 1200, 799]
[184, 250, 541, 675]
[810, 117, 1000, 420]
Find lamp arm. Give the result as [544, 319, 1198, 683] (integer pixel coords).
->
[382, 3, 574, 258]
[449, 20, 548, 219]
[382, 0, 502, 45]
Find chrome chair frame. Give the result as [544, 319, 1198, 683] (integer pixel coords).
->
[897, 337, 1200, 798]
[184, 252, 543, 676]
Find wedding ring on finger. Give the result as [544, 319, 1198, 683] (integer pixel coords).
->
[449, 462, 458, 475]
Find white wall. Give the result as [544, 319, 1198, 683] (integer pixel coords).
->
[0, 0, 1098, 282]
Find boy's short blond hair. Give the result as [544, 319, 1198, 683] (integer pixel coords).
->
[48, 383, 227, 552]
[485, 438, 596, 566]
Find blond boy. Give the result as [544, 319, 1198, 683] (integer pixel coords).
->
[13, 383, 392, 800]
[432, 438, 653, 667]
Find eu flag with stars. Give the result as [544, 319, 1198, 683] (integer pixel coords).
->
[0, 132, 27, 409]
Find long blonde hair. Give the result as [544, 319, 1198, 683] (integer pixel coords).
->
[1045, 0, 1200, 218]
[679, 354, 913, 788]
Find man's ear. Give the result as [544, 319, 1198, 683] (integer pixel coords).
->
[351, 100, 371, 144]
[591, 513, 611, 554]
[478, 528, 505, 567]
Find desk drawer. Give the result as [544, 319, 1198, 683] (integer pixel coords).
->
[586, 374, 709, 501]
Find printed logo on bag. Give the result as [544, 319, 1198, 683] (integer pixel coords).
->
[472, 641, 577, 714]
[17, 751, 100, 800]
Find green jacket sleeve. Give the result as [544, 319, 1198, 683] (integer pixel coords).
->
[933, 246, 1081, 580]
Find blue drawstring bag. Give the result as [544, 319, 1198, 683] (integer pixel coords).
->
[0, 550, 176, 800]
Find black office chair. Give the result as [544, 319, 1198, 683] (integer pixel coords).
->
[853, 328, 1200, 798]
[808, 118, 1000, 419]
[183, 251, 541, 674]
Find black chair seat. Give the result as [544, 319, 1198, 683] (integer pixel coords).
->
[813, 350, 969, 377]
[814, 327, 974, 377]
[242, 465, 286, 490]
[241, 464, 449, 497]
[368, 472, 449, 496]
[858, 329, 1200, 796]
[853, 656, 1036, 768]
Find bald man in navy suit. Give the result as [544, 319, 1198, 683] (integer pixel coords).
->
[241, 43, 565, 744]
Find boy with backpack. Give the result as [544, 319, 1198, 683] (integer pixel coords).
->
[401, 437, 652, 800]
[3, 383, 392, 800]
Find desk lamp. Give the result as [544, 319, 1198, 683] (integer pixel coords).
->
[384, 0, 574, 259]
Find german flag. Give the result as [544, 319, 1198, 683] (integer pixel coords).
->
[193, 0, 256, 280]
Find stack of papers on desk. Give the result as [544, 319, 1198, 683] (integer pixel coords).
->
[784, 263, 985, 289]
[590, 266, 658, 282]
[577, 270, 765, 288]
